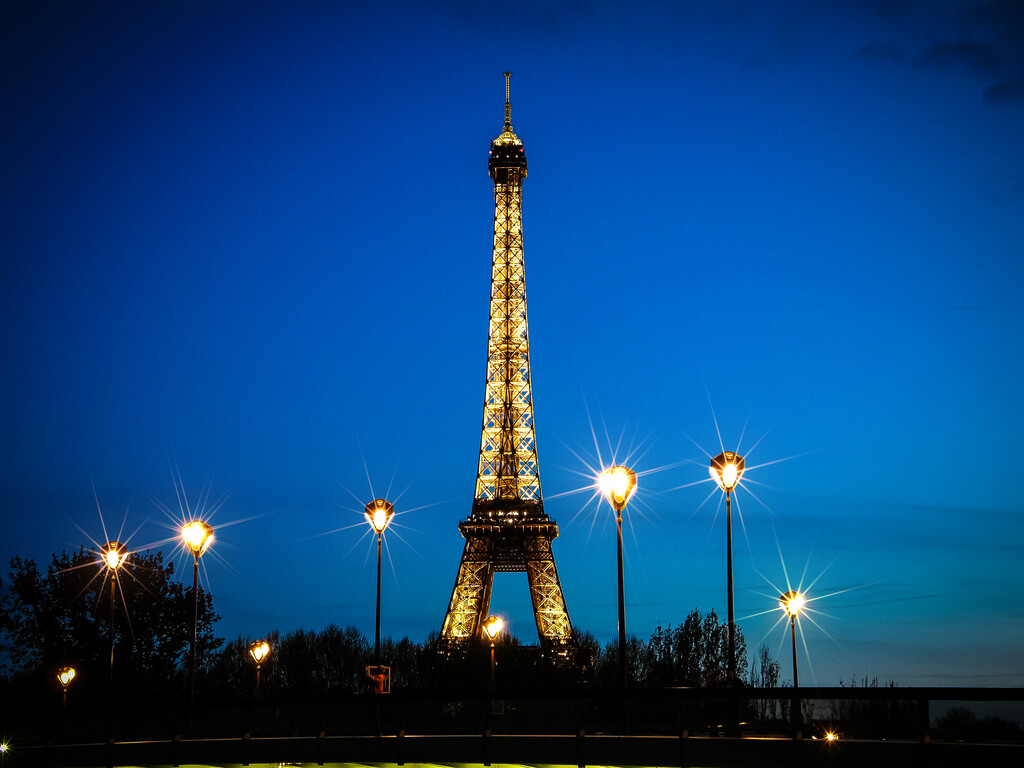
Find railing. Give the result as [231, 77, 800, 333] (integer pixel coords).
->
[3, 686, 1022, 767]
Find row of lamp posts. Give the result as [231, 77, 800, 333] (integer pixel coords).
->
[67, 475, 808, 705]
[599, 452, 806, 690]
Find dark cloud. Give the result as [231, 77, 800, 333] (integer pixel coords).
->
[853, 39, 904, 64]
[915, 41, 1002, 76]
[983, 75, 1024, 104]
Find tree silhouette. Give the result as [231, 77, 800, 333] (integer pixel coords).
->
[2, 548, 220, 703]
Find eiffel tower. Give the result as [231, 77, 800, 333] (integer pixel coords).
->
[439, 73, 574, 655]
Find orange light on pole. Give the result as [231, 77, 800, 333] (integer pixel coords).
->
[599, 465, 637, 689]
[57, 666, 76, 709]
[709, 451, 745, 682]
[780, 590, 806, 688]
[101, 541, 128, 697]
[249, 640, 271, 692]
[182, 519, 214, 702]
[365, 499, 395, 666]
[483, 615, 504, 690]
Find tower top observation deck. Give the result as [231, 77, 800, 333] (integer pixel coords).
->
[489, 72, 527, 181]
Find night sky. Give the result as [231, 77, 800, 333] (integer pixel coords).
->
[3, 1, 1023, 688]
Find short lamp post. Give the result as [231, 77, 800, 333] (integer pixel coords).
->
[101, 541, 128, 697]
[709, 451, 744, 682]
[780, 590, 805, 688]
[780, 589, 806, 740]
[365, 499, 395, 666]
[182, 520, 214, 701]
[599, 465, 637, 689]
[482, 615, 504, 690]
[249, 640, 271, 693]
[57, 666, 76, 709]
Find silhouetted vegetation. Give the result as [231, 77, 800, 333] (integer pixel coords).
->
[1, 548, 220, 704]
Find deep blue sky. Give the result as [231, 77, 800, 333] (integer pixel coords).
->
[3, 1, 1023, 687]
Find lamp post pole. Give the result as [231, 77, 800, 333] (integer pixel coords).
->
[709, 452, 744, 683]
[483, 615, 504, 692]
[780, 590, 806, 739]
[365, 499, 395, 667]
[726, 487, 735, 681]
[102, 542, 127, 701]
[600, 466, 637, 689]
[182, 521, 213, 702]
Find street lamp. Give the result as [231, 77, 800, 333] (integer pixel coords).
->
[182, 519, 214, 701]
[709, 451, 744, 682]
[365, 498, 395, 666]
[57, 666, 76, 709]
[101, 541, 128, 694]
[482, 615, 504, 690]
[599, 465, 637, 688]
[249, 640, 271, 692]
[780, 590, 805, 688]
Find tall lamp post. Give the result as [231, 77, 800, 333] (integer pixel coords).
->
[182, 520, 214, 701]
[709, 451, 744, 682]
[482, 615, 504, 690]
[249, 640, 271, 693]
[57, 666, 76, 709]
[599, 465, 637, 688]
[101, 541, 128, 696]
[365, 499, 395, 666]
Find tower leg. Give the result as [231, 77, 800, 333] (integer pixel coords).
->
[440, 537, 494, 649]
[525, 538, 573, 653]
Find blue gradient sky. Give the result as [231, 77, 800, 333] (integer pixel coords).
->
[3, 1, 1023, 687]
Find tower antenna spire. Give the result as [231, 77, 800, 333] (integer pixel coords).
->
[503, 71, 512, 131]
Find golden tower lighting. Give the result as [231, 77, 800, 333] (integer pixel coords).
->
[599, 465, 637, 688]
[365, 498, 395, 664]
[709, 451, 744, 682]
[440, 72, 573, 655]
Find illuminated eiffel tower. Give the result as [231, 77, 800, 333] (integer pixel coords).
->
[440, 73, 574, 655]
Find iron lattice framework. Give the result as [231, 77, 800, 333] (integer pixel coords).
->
[440, 74, 574, 656]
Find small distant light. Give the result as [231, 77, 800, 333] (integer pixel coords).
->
[0, 743, 8, 753]
[825, 730, 839, 743]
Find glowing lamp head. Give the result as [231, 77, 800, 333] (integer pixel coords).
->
[709, 451, 745, 492]
[57, 666, 76, 688]
[482, 615, 504, 641]
[181, 520, 214, 556]
[0, 743, 8, 754]
[249, 640, 270, 665]
[599, 465, 638, 513]
[825, 730, 838, 743]
[102, 542, 128, 571]
[780, 589, 805, 617]
[364, 498, 395, 535]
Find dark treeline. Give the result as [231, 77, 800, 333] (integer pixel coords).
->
[2, 549, 781, 704]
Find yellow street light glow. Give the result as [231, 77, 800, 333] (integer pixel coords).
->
[825, 730, 839, 742]
[364, 498, 395, 535]
[249, 640, 270, 665]
[57, 666, 76, 688]
[599, 465, 637, 513]
[0, 743, 8, 754]
[483, 615, 505, 640]
[103, 541, 128, 571]
[181, 520, 214, 556]
[780, 589, 806, 617]
[709, 451, 745, 492]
